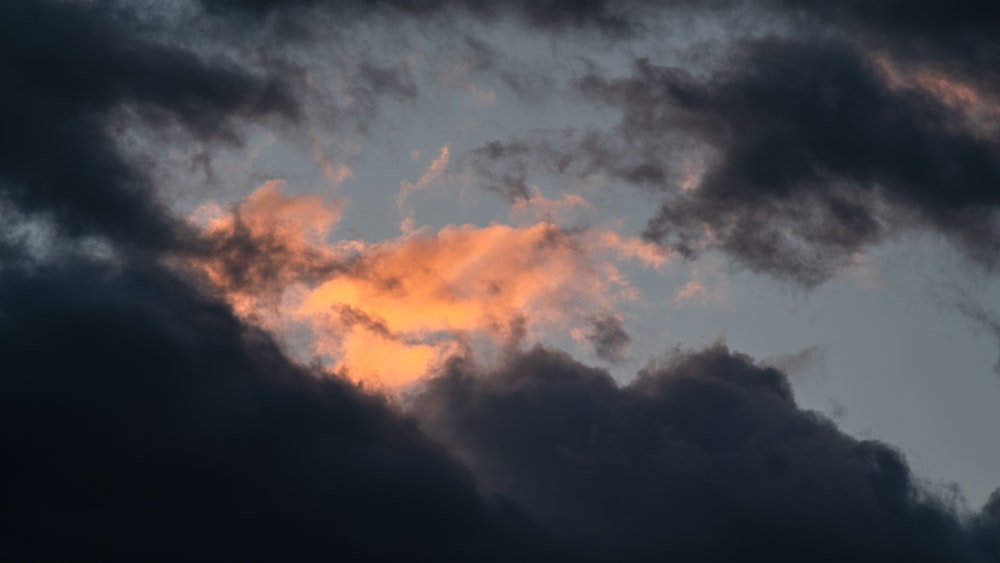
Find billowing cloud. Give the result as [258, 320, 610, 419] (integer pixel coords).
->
[0, 259, 566, 561]
[415, 344, 1000, 560]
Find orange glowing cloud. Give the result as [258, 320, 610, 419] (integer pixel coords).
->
[189, 181, 666, 387]
[295, 221, 650, 385]
[187, 179, 348, 323]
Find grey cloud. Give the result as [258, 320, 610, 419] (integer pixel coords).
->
[201, 0, 666, 37]
[575, 38, 1000, 285]
[586, 313, 631, 363]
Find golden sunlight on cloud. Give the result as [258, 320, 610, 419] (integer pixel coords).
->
[188, 181, 667, 387]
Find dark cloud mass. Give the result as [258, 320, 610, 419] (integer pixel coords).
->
[0, 1, 295, 250]
[2, 0, 1000, 561]
[0, 261, 566, 561]
[417, 345, 1000, 561]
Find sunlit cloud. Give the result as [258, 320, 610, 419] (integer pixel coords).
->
[187, 179, 348, 327]
[189, 181, 668, 387]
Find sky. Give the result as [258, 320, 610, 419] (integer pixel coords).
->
[2, 1, 1000, 560]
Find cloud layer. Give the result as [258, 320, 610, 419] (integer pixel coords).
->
[2, 1, 999, 561]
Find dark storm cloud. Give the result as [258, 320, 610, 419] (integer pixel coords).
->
[586, 313, 630, 363]
[577, 38, 1000, 285]
[0, 1, 296, 250]
[0, 260, 566, 561]
[6, 262, 998, 560]
[777, 0, 1000, 78]
[976, 492, 1000, 559]
[416, 344, 1000, 561]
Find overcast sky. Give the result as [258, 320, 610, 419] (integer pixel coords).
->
[3, 1, 1000, 560]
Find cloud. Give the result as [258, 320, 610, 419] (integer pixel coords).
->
[764, 345, 827, 381]
[509, 187, 594, 223]
[199, 0, 664, 37]
[958, 302, 1000, 376]
[470, 129, 677, 204]
[415, 344, 1000, 559]
[398, 144, 451, 232]
[570, 38, 1000, 286]
[778, 0, 1000, 80]
[186, 179, 349, 326]
[0, 4, 553, 557]
[0, 5, 542, 556]
[0, 259, 570, 561]
[453, 1, 1000, 287]
[0, 0, 296, 250]
[936, 284, 1000, 376]
[4, 2, 1000, 560]
[673, 279, 709, 305]
[189, 183, 662, 386]
[584, 313, 631, 363]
